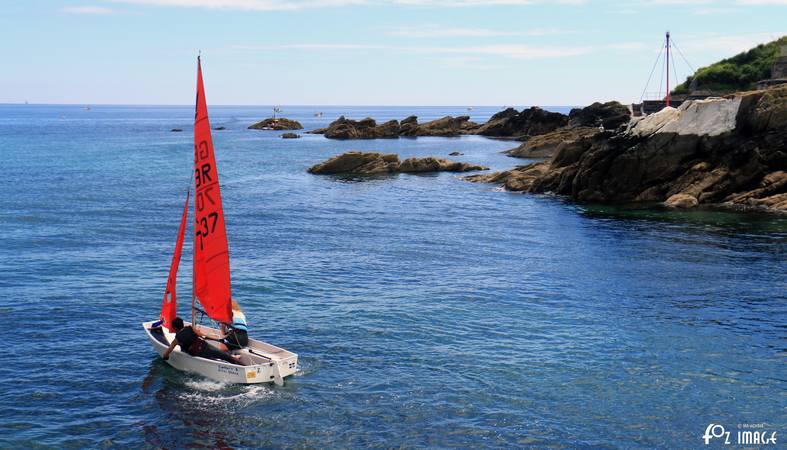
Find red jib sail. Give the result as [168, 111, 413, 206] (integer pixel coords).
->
[192, 56, 233, 324]
[161, 191, 190, 331]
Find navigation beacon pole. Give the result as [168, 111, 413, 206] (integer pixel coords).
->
[665, 31, 671, 108]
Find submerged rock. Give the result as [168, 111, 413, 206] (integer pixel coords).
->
[449, 151, 463, 156]
[171, 128, 183, 132]
[213, 126, 226, 130]
[308, 152, 488, 175]
[248, 117, 303, 130]
[467, 85, 787, 213]
[665, 193, 699, 208]
[281, 132, 301, 139]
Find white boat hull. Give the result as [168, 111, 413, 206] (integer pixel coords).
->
[142, 320, 298, 385]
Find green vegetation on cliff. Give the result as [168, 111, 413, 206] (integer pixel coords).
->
[672, 35, 786, 94]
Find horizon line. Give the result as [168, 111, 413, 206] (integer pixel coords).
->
[1, 102, 586, 108]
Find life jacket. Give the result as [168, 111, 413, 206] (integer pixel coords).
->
[231, 310, 248, 332]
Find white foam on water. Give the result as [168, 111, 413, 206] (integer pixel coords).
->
[185, 379, 229, 392]
[179, 378, 282, 409]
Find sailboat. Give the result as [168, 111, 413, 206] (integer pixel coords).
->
[142, 57, 298, 386]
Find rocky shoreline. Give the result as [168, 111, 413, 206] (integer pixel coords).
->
[264, 86, 785, 214]
[466, 86, 787, 213]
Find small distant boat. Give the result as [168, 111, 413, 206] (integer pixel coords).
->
[143, 56, 298, 385]
[84, 106, 91, 111]
[24, 100, 29, 105]
[314, 112, 323, 117]
[467, 107, 473, 111]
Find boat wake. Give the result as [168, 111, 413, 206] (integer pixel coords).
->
[180, 379, 282, 407]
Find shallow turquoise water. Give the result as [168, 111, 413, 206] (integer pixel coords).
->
[1, 104, 785, 449]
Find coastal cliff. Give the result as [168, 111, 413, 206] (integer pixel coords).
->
[468, 86, 787, 213]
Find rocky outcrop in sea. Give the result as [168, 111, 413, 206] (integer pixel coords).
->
[504, 127, 601, 159]
[248, 118, 303, 130]
[308, 102, 630, 146]
[467, 86, 787, 213]
[308, 152, 488, 175]
[474, 107, 567, 138]
[308, 115, 480, 139]
[567, 101, 631, 129]
[502, 102, 631, 159]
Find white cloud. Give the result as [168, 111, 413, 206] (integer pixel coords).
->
[109, 0, 586, 10]
[736, 0, 787, 4]
[693, 7, 734, 14]
[386, 24, 570, 38]
[676, 32, 786, 54]
[109, 0, 366, 11]
[436, 55, 504, 69]
[607, 42, 647, 50]
[641, 0, 713, 4]
[392, 0, 533, 5]
[235, 42, 592, 59]
[607, 8, 638, 14]
[61, 5, 114, 14]
[461, 43, 591, 58]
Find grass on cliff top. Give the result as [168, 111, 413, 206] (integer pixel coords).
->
[672, 35, 787, 95]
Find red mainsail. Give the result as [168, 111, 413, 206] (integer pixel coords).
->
[192, 57, 233, 324]
[160, 191, 190, 331]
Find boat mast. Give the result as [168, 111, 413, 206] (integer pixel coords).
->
[193, 52, 198, 328]
[192, 220, 196, 327]
[665, 31, 670, 107]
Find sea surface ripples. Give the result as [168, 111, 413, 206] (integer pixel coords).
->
[1, 105, 785, 449]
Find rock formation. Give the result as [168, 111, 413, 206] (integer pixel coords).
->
[504, 127, 600, 159]
[468, 85, 787, 213]
[313, 117, 400, 139]
[248, 118, 303, 130]
[474, 107, 567, 138]
[567, 101, 631, 130]
[281, 132, 301, 139]
[308, 152, 488, 175]
[309, 115, 479, 139]
[405, 116, 479, 137]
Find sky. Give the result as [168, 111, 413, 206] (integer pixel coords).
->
[1, 0, 785, 106]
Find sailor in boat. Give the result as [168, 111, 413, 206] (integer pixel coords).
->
[162, 317, 242, 364]
[218, 299, 249, 351]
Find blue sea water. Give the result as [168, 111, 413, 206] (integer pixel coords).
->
[1, 104, 785, 449]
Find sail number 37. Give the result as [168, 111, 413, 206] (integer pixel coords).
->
[194, 140, 220, 251]
[195, 212, 218, 250]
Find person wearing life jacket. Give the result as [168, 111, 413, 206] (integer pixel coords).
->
[162, 317, 241, 364]
[219, 299, 249, 351]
